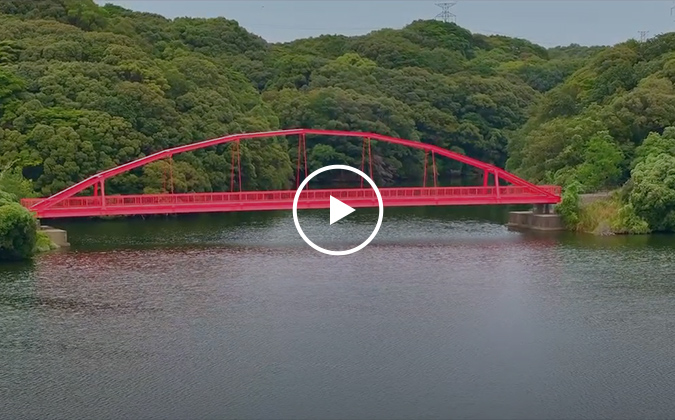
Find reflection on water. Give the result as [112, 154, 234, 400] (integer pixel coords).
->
[1, 207, 675, 420]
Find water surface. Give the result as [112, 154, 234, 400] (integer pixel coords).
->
[1, 207, 674, 419]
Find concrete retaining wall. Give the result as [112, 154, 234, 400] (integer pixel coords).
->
[580, 192, 612, 205]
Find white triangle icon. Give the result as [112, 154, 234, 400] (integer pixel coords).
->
[330, 195, 355, 225]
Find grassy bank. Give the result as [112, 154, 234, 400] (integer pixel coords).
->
[577, 196, 622, 235]
[558, 188, 651, 235]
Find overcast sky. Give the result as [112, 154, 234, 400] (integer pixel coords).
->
[94, 1, 675, 47]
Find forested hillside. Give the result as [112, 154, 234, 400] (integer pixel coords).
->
[3, 0, 675, 234]
[0, 0, 595, 198]
[507, 35, 675, 188]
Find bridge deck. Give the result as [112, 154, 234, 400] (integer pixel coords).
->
[22, 186, 561, 219]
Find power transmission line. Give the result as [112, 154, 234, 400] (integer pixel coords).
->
[435, 2, 457, 24]
[638, 30, 649, 42]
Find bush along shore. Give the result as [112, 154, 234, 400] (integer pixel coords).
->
[557, 188, 651, 235]
[0, 172, 57, 262]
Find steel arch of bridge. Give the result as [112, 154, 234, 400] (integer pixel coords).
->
[24, 129, 561, 218]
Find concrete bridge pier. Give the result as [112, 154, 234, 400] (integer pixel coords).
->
[533, 203, 554, 214]
[507, 204, 564, 232]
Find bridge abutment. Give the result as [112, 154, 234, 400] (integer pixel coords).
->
[38, 221, 70, 247]
[507, 206, 564, 232]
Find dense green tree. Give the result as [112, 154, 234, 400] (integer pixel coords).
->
[575, 131, 624, 191]
[629, 153, 675, 232]
[0, 165, 35, 200]
[632, 128, 675, 169]
[507, 110, 608, 184]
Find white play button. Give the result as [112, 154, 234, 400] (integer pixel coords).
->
[329, 195, 355, 225]
[293, 164, 383, 256]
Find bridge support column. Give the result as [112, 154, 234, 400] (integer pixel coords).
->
[494, 171, 500, 199]
[100, 179, 106, 209]
[533, 203, 553, 214]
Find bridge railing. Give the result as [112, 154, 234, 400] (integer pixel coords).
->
[21, 186, 561, 210]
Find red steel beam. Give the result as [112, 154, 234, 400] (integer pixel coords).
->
[29, 129, 560, 214]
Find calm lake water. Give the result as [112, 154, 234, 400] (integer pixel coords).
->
[1, 206, 675, 419]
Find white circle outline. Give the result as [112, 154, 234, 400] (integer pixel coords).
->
[293, 165, 383, 256]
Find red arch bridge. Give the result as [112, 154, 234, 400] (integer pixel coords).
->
[21, 129, 561, 219]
